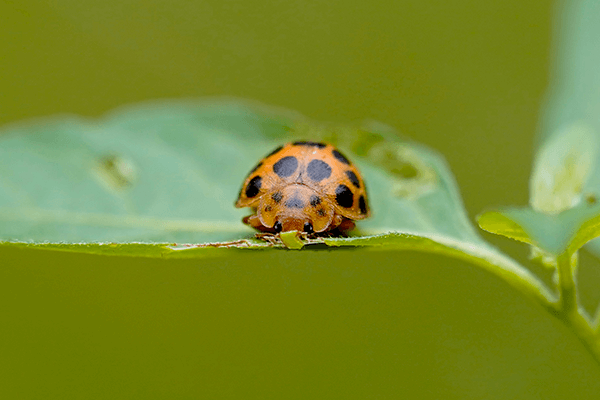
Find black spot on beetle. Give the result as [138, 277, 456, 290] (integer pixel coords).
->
[285, 197, 305, 209]
[266, 145, 283, 158]
[273, 156, 298, 178]
[345, 170, 360, 188]
[332, 149, 350, 165]
[307, 159, 332, 182]
[309, 195, 321, 207]
[271, 191, 283, 203]
[359, 195, 368, 214]
[335, 184, 353, 208]
[245, 176, 262, 198]
[293, 141, 326, 148]
[265, 205, 272, 212]
[273, 221, 283, 233]
[317, 208, 326, 217]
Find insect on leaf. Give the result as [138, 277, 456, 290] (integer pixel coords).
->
[0, 98, 552, 302]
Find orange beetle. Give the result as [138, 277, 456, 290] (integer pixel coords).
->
[235, 141, 370, 234]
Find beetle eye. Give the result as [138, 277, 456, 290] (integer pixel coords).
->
[273, 221, 283, 233]
[303, 222, 314, 234]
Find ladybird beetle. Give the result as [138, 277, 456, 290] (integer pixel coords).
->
[235, 141, 370, 234]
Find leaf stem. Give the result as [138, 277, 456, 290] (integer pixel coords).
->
[553, 251, 600, 365]
[556, 252, 578, 314]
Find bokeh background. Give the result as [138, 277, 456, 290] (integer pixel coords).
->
[1, 0, 599, 398]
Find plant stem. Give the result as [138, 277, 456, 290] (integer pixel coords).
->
[554, 251, 600, 365]
[556, 252, 578, 314]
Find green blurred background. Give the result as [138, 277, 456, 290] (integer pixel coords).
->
[1, 0, 599, 398]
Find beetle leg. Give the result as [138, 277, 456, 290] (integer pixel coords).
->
[328, 214, 355, 236]
[331, 214, 344, 229]
[243, 214, 263, 229]
[337, 218, 355, 233]
[244, 214, 276, 233]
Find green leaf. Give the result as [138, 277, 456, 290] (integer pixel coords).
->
[0, 98, 555, 302]
[529, 0, 600, 258]
[478, 202, 600, 257]
[484, 0, 600, 366]
[0, 98, 483, 248]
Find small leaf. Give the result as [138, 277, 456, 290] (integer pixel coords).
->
[477, 211, 533, 246]
[478, 202, 600, 257]
[529, 0, 600, 258]
[530, 123, 598, 215]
